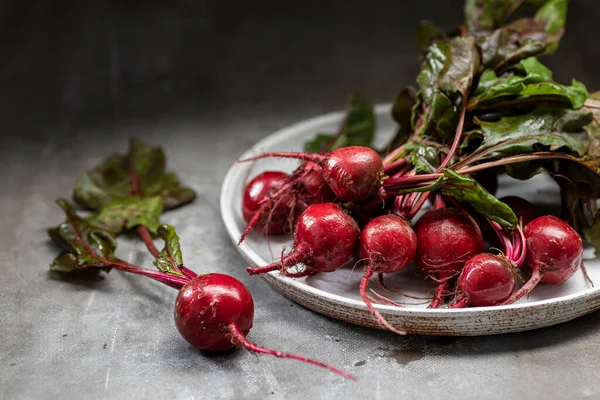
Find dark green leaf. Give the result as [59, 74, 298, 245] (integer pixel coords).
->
[303, 133, 333, 153]
[73, 137, 196, 211]
[464, 0, 515, 32]
[48, 199, 117, 272]
[404, 142, 441, 174]
[440, 169, 518, 228]
[87, 196, 163, 235]
[438, 37, 481, 100]
[153, 225, 185, 277]
[583, 212, 600, 255]
[415, 20, 447, 53]
[467, 108, 592, 162]
[469, 58, 587, 109]
[415, 42, 457, 142]
[475, 0, 567, 69]
[304, 96, 375, 153]
[388, 87, 418, 149]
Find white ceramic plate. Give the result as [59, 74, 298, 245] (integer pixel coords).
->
[220, 104, 600, 336]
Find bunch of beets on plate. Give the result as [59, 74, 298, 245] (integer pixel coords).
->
[238, 0, 600, 333]
[46, 0, 600, 379]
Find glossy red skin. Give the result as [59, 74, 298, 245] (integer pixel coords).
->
[414, 208, 484, 279]
[322, 146, 383, 203]
[174, 273, 254, 351]
[522, 216, 583, 284]
[500, 196, 536, 226]
[294, 203, 360, 272]
[458, 253, 516, 306]
[296, 161, 336, 205]
[359, 215, 417, 273]
[242, 171, 291, 234]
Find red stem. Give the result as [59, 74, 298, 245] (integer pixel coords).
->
[429, 280, 448, 309]
[237, 152, 322, 164]
[180, 266, 198, 280]
[383, 158, 408, 175]
[226, 324, 355, 380]
[359, 268, 407, 335]
[449, 296, 469, 309]
[137, 226, 160, 258]
[382, 144, 406, 165]
[247, 246, 307, 276]
[501, 267, 542, 305]
[436, 99, 467, 171]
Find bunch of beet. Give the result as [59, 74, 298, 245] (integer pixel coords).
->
[239, 145, 589, 334]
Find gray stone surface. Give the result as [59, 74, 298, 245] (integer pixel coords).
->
[1, 1, 600, 399]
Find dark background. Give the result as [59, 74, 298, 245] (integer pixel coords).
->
[1, 0, 599, 144]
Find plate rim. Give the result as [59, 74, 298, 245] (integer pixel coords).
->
[219, 103, 600, 321]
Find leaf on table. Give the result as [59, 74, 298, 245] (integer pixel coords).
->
[474, 0, 567, 69]
[441, 169, 518, 228]
[465, 108, 592, 163]
[87, 196, 163, 235]
[48, 199, 117, 273]
[304, 95, 375, 153]
[73, 137, 196, 211]
[153, 225, 185, 277]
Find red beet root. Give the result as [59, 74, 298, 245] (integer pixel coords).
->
[247, 203, 360, 276]
[174, 273, 354, 379]
[414, 208, 484, 308]
[359, 215, 417, 334]
[239, 146, 384, 202]
[451, 253, 516, 308]
[242, 171, 294, 236]
[503, 216, 583, 304]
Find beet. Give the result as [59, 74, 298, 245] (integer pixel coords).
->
[451, 253, 516, 308]
[239, 146, 384, 202]
[358, 215, 417, 334]
[414, 208, 484, 308]
[247, 203, 360, 276]
[241, 171, 294, 236]
[503, 216, 583, 304]
[174, 273, 354, 379]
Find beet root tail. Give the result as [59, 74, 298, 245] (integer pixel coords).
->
[501, 267, 542, 305]
[246, 248, 306, 276]
[428, 280, 448, 309]
[360, 269, 407, 335]
[227, 324, 356, 380]
[237, 151, 322, 164]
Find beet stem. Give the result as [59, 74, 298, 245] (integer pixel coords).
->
[137, 226, 161, 258]
[581, 262, 594, 287]
[180, 266, 198, 280]
[360, 269, 407, 335]
[502, 267, 542, 305]
[237, 152, 322, 164]
[429, 281, 448, 309]
[449, 296, 469, 309]
[226, 324, 356, 380]
[436, 98, 467, 171]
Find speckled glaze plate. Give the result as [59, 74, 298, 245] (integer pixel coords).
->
[220, 104, 600, 336]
